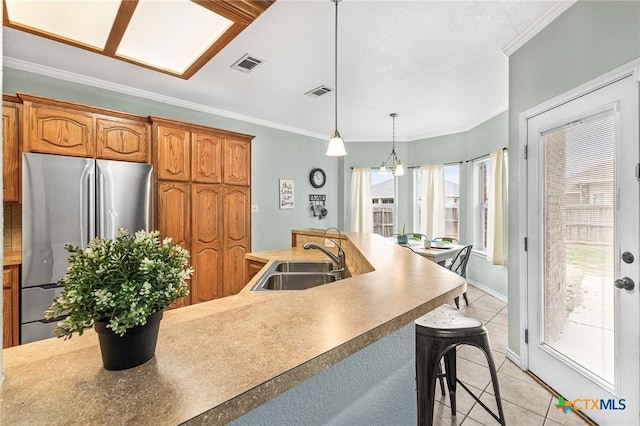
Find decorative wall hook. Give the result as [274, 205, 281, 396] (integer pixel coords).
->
[309, 194, 327, 219]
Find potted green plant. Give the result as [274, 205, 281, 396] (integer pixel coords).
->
[45, 228, 193, 370]
[393, 226, 428, 246]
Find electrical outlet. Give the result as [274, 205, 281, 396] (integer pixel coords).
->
[324, 238, 336, 248]
[251, 205, 259, 213]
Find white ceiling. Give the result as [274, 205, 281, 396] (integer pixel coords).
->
[3, 0, 569, 142]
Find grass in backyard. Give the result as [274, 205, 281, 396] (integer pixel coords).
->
[565, 243, 614, 274]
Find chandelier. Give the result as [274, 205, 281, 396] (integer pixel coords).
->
[379, 113, 404, 176]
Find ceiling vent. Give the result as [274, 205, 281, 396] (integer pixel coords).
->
[231, 54, 264, 73]
[305, 85, 333, 98]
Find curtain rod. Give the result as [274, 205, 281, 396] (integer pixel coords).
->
[407, 161, 461, 170]
[351, 160, 462, 170]
[464, 147, 508, 163]
[350, 147, 508, 170]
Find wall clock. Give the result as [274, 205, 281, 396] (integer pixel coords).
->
[309, 168, 326, 188]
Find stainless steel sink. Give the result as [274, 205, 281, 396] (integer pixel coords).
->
[250, 259, 344, 292]
[273, 260, 334, 273]
[254, 272, 338, 291]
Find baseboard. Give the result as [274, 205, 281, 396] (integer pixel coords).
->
[506, 348, 524, 369]
[466, 279, 508, 304]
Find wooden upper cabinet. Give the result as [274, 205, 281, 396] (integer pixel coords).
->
[96, 117, 150, 162]
[155, 124, 191, 181]
[192, 131, 222, 183]
[23, 101, 94, 157]
[2, 101, 21, 202]
[223, 138, 250, 185]
[19, 94, 151, 163]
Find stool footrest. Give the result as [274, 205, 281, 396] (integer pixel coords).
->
[456, 380, 505, 425]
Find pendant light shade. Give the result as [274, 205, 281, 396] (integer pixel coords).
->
[326, 0, 346, 156]
[379, 113, 404, 176]
[327, 130, 346, 156]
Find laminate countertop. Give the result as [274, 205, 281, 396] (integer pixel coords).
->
[0, 231, 465, 425]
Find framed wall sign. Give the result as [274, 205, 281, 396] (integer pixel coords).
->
[279, 179, 295, 209]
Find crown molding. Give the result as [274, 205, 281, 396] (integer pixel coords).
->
[502, 0, 577, 57]
[4, 57, 509, 144]
[3, 57, 328, 141]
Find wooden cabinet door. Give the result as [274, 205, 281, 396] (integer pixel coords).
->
[2, 102, 20, 202]
[157, 182, 191, 248]
[223, 138, 250, 185]
[157, 182, 191, 307]
[3, 266, 19, 348]
[156, 125, 190, 181]
[223, 186, 250, 296]
[97, 117, 150, 162]
[23, 102, 94, 157]
[192, 131, 222, 183]
[246, 259, 266, 282]
[191, 185, 222, 303]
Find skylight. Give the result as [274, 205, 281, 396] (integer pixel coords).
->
[3, 0, 273, 79]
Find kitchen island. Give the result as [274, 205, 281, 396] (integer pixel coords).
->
[0, 231, 465, 425]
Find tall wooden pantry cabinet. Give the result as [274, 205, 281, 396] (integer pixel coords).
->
[151, 117, 251, 306]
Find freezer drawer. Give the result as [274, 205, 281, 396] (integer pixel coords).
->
[21, 321, 59, 344]
[21, 285, 65, 323]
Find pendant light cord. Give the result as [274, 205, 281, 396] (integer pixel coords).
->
[334, 0, 339, 132]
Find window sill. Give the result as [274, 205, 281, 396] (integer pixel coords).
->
[471, 249, 487, 259]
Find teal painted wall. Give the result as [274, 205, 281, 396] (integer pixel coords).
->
[464, 112, 508, 297]
[3, 67, 341, 252]
[508, 0, 640, 356]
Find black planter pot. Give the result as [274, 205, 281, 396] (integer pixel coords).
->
[94, 310, 163, 371]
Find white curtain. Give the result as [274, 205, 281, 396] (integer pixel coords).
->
[487, 150, 507, 265]
[350, 168, 373, 232]
[419, 165, 445, 239]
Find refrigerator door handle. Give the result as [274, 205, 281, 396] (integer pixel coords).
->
[97, 172, 105, 238]
[88, 167, 96, 245]
[80, 164, 95, 248]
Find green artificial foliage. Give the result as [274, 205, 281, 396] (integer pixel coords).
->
[45, 229, 193, 338]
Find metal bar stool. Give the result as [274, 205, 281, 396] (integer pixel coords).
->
[415, 304, 506, 425]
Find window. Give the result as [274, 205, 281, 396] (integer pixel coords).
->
[413, 165, 460, 239]
[475, 158, 491, 252]
[371, 170, 396, 237]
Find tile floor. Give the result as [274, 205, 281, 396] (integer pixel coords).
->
[431, 284, 593, 425]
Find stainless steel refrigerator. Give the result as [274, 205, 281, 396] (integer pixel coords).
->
[21, 153, 153, 344]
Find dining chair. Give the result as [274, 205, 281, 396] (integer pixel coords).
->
[448, 245, 472, 308]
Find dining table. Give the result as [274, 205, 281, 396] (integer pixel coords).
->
[404, 243, 464, 265]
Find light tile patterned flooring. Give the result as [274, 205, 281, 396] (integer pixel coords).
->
[432, 284, 592, 425]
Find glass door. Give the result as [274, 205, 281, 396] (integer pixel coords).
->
[526, 74, 639, 425]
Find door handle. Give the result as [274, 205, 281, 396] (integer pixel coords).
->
[614, 277, 635, 291]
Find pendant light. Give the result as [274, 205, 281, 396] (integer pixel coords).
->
[326, 0, 347, 156]
[379, 113, 404, 176]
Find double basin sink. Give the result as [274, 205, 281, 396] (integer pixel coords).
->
[251, 260, 342, 291]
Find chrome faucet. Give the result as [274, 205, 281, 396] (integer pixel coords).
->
[303, 228, 346, 278]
